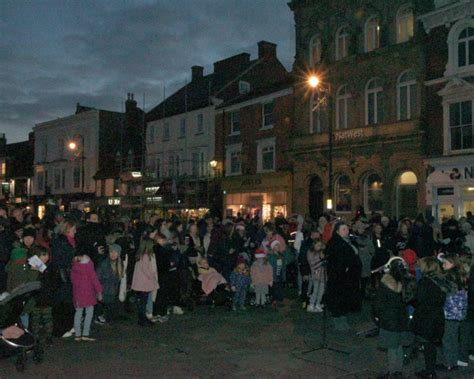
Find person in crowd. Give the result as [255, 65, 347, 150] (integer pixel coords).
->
[410, 214, 435, 258]
[267, 240, 294, 307]
[132, 228, 159, 327]
[306, 241, 327, 313]
[413, 257, 455, 379]
[230, 260, 251, 311]
[325, 222, 362, 331]
[96, 244, 124, 324]
[187, 223, 204, 256]
[371, 223, 393, 290]
[353, 220, 374, 299]
[75, 212, 107, 266]
[250, 249, 273, 307]
[71, 252, 103, 342]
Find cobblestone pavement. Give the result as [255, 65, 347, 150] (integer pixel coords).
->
[1, 293, 473, 378]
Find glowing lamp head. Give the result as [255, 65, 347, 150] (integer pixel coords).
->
[308, 75, 320, 88]
[68, 141, 77, 150]
[209, 160, 218, 168]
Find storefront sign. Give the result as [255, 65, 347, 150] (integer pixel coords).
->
[449, 166, 474, 180]
[241, 178, 262, 187]
[108, 197, 121, 205]
[437, 187, 454, 196]
[334, 129, 365, 142]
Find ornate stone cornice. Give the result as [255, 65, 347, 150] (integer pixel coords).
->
[419, 0, 474, 32]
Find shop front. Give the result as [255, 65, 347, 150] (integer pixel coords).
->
[221, 172, 292, 221]
[426, 156, 474, 221]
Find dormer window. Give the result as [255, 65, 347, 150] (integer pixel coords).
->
[239, 81, 250, 94]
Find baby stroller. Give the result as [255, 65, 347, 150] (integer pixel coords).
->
[0, 281, 42, 372]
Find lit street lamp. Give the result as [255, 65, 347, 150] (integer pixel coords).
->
[308, 74, 333, 211]
[68, 135, 85, 194]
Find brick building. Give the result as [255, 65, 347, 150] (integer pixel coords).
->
[288, 0, 434, 220]
[420, 0, 474, 220]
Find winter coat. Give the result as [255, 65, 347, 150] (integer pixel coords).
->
[354, 233, 374, 278]
[97, 258, 122, 299]
[70, 257, 103, 308]
[75, 222, 107, 265]
[35, 266, 56, 308]
[307, 251, 326, 282]
[374, 274, 409, 332]
[412, 273, 452, 343]
[371, 234, 392, 270]
[267, 248, 295, 282]
[229, 271, 251, 289]
[325, 233, 362, 317]
[131, 254, 159, 293]
[410, 224, 435, 258]
[250, 261, 273, 286]
[6, 259, 39, 292]
[297, 238, 314, 276]
[50, 234, 75, 303]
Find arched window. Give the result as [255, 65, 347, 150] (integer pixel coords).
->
[458, 27, 474, 68]
[336, 85, 350, 129]
[309, 92, 328, 134]
[335, 175, 352, 212]
[397, 70, 417, 120]
[336, 26, 350, 60]
[309, 35, 322, 66]
[396, 171, 418, 218]
[365, 78, 384, 125]
[364, 173, 383, 213]
[396, 6, 414, 43]
[365, 17, 380, 52]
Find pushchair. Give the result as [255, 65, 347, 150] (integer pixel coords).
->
[0, 281, 42, 372]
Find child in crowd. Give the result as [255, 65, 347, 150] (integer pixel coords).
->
[71, 254, 103, 341]
[306, 241, 326, 313]
[250, 249, 273, 306]
[230, 260, 251, 311]
[97, 244, 124, 324]
[197, 258, 216, 275]
[267, 240, 294, 307]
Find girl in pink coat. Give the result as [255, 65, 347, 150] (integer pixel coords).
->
[71, 255, 103, 341]
[250, 249, 273, 306]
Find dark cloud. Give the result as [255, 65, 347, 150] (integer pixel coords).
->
[0, 0, 294, 142]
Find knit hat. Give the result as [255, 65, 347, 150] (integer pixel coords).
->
[401, 249, 417, 275]
[109, 243, 122, 255]
[11, 247, 27, 262]
[255, 249, 266, 259]
[23, 227, 36, 239]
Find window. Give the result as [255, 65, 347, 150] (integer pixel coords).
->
[239, 81, 250, 94]
[175, 155, 180, 176]
[61, 168, 66, 189]
[309, 35, 322, 66]
[200, 151, 205, 176]
[396, 7, 414, 43]
[155, 158, 161, 179]
[149, 125, 155, 143]
[458, 27, 474, 68]
[336, 26, 350, 60]
[335, 175, 352, 212]
[179, 119, 186, 138]
[336, 85, 350, 129]
[168, 156, 175, 177]
[257, 138, 275, 173]
[262, 101, 275, 129]
[450, 100, 473, 151]
[310, 93, 328, 133]
[126, 149, 133, 169]
[163, 122, 170, 141]
[364, 173, 383, 212]
[43, 142, 48, 161]
[37, 172, 44, 191]
[197, 114, 204, 134]
[225, 144, 242, 176]
[366, 78, 384, 125]
[73, 167, 80, 188]
[365, 17, 380, 52]
[192, 152, 199, 176]
[397, 70, 417, 120]
[0, 161, 5, 176]
[54, 169, 60, 190]
[231, 111, 240, 134]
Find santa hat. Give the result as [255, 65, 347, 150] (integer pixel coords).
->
[270, 240, 280, 250]
[255, 249, 266, 259]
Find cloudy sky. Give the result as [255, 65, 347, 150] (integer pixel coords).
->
[0, 0, 295, 143]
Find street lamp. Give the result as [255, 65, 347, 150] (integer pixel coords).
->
[68, 135, 85, 194]
[307, 74, 333, 211]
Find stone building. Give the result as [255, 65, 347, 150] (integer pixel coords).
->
[288, 0, 434, 220]
[420, 0, 474, 220]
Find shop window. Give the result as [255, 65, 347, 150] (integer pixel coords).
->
[262, 101, 275, 129]
[257, 138, 275, 173]
[310, 93, 328, 134]
[396, 6, 414, 43]
[397, 70, 417, 121]
[396, 171, 418, 218]
[336, 85, 350, 129]
[366, 78, 384, 125]
[309, 35, 322, 66]
[449, 100, 473, 151]
[365, 17, 380, 52]
[364, 173, 383, 213]
[336, 26, 350, 60]
[231, 111, 240, 134]
[335, 175, 352, 212]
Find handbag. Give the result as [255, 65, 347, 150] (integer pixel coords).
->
[119, 254, 128, 303]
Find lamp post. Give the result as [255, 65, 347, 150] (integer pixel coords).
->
[308, 74, 333, 211]
[68, 135, 85, 195]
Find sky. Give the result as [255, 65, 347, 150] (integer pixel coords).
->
[0, 0, 295, 143]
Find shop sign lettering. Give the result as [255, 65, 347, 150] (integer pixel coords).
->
[334, 129, 365, 142]
[241, 178, 262, 187]
[449, 167, 474, 180]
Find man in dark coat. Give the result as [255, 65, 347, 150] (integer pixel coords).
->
[75, 212, 106, 266]
[325, 222, 362, 330]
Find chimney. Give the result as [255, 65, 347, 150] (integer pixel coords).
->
[125, 92, 137, 112]
[192, 65, 204, 81]
[258, 41, 277, 60]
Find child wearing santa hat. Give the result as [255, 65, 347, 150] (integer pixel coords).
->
[250, 249, 273, 306]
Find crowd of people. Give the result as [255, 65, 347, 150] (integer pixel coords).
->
[1, 204, 474, 379]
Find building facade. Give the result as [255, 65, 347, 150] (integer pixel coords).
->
[420, 0, 474, 220]
[288, 0, 434, 220]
